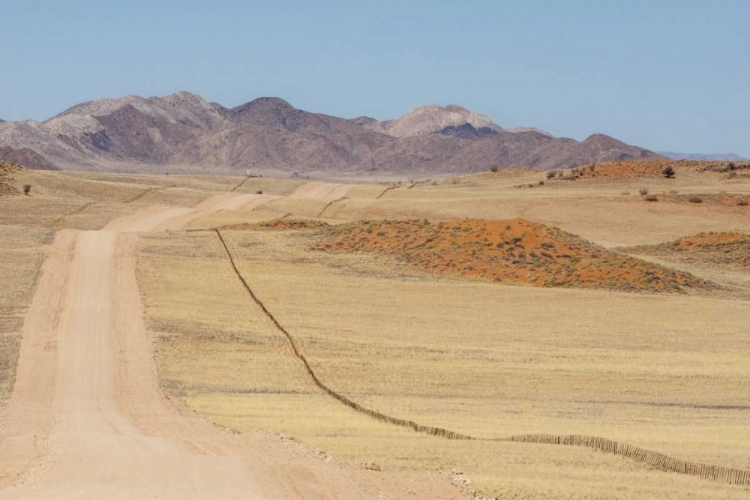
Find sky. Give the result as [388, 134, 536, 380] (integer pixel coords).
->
[0, 0, 747, 156]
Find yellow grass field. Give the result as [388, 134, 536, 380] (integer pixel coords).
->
[2, 161, 750, 498]
[137, 220, 750, 498]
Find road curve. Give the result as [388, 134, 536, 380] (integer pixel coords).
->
[0, 192, 461, 500]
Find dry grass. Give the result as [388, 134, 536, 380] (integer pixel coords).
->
[3, 165, 750, 498]
[623, 232, 750, 269]
[0, 162, 24, 196]
[138, 228, 750, 498]
[222, 218, 331, 232]
[230, 177, 307, 196]
[185, 210, 286, 231]
[308, 175, 750, 247]
[0, 224, 55, 404]
[0, 167, 254, 230]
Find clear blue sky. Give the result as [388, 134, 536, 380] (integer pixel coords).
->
[1, 0, 747, 156]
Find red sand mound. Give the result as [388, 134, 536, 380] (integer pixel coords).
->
[313, 218, 716, 293]
[547, 159, 748, 181]
[624, 232, 750, 268]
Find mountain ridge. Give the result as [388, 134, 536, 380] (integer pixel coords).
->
[658, 151, 745, 161]
[0, 91, 662, 174]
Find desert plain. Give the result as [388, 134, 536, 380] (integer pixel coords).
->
[0, 159, 749, 499]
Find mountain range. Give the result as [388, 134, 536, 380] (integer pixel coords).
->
[0, 91, 662, 174]
[658, 152, 745, 161]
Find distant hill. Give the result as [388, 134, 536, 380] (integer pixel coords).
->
[352, 104, 503, 138]
[659, 152, 745, 161]
[0, 146, 59, 170]
[0, 91, 662, 173]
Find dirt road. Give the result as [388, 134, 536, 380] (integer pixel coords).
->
[104, 192, 264, 232]
[288, 183, 353, 200]
[0, 193, 461, 499]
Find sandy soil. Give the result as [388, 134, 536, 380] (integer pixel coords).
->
[0, 192, 462, 499]
[287, 183, 353, 200]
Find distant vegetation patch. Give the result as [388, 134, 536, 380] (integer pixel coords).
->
[313, 218, 716, 293]
[650, 193, 748, 208]
[624, 232, 750, 269]
[546, 159, 750, 181]
[220, 218, 331, 232]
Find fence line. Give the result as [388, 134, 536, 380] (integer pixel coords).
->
[213, 228, 750, 487]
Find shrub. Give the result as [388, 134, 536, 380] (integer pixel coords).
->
[644, 194, 658, 202]
[639, 187, 649, 196]
[255, 190, 263, 194]
[738, 199, 748, 207]
[663, 166, 675, 178]
[490, 166, 499, 173]
[727, 172, 738, 179]
[620, 191, 630, 196]
[687, 195, 703, 203]
[23, 184, 31, 195]
[546, 170, 557, 179]
[728, 162, 737, 170]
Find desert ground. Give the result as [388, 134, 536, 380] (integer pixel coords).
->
[0, 160, 749, 499]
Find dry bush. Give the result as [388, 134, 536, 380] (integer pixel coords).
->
[639, 187, 649, 196]
[688, 195, 703, 203]
[644, 194, 658, 202]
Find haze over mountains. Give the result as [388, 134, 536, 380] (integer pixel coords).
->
[0, 91, 662, 174]
[658, 152, 745, 161]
